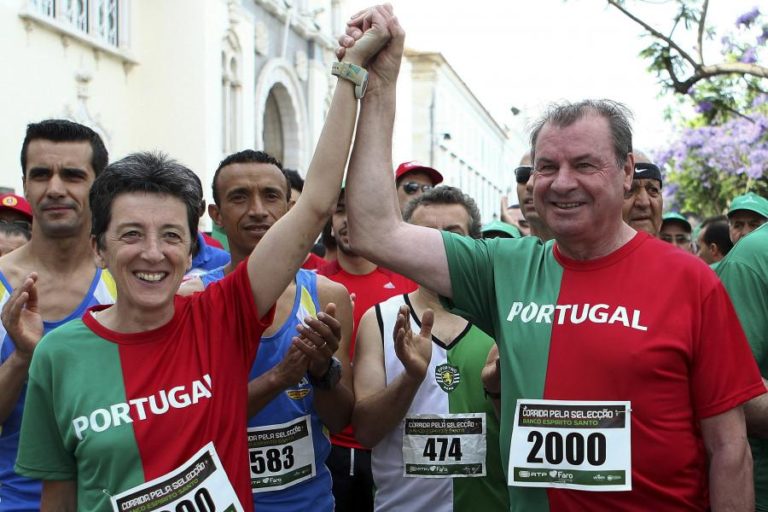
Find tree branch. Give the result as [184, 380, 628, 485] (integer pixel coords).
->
[607, 0, 700, 69]
[700, 62, 768, 79]
[697, 0, 709, 64]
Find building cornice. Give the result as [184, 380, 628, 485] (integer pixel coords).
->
[405, 48, 508, 139]
[252, 0, 337, 51]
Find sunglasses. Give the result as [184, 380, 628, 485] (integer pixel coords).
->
[401, 182, 433, 195]
[0, 219, 31, 231]
[514, 166, 532, 184]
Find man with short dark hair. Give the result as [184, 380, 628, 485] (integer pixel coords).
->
[728, 192, 768, 244]
[622, 151, 663, 236]
[338, 15, 762, 507]
[353, 186, 508, 512]
[181, 148, 355, 512]
[697, 216, 733, 269]
[0, 119, 116, 511]
[660, 212, 694, 253]
[394, 161, 443, 213]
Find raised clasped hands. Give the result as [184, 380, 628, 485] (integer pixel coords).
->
[336, 3, 405, 93]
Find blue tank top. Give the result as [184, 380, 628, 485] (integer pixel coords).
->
[201, 267, 333, 512]
[0, 268, 117, 511]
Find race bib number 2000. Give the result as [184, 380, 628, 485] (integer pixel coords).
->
[111, 442, 243, 512]
[508, 400, 631, 492]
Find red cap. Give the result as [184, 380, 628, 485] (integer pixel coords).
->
[395, 161, 444, 185]
[0, 194, 32, 221]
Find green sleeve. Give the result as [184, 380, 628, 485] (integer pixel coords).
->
[15, 340, 77, 480]
[718, 259, 768, 371]
[439, 231, 500, 337]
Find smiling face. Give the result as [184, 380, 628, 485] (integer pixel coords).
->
[23, 139, 95, 238]
[532, 115, 632, 250]
[94, 192, 192, 319]
[209, 162, 288, 261]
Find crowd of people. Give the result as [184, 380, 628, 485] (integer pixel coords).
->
[0, 4, 766, 512]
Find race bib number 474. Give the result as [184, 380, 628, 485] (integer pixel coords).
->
[508, 400, 631, 492]
[402, 413, 486, 478]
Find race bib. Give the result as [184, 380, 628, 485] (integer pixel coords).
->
[247, 415, 316, 492]
[111, 442, 243, 511]
[402, 413, 486, 478]
[508, 400, 631, 492]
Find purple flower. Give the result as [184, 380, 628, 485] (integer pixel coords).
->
[746, 164, 765, 179]
[736, 7, 760, 28]
[696, 101, 714, 113]
[758, 26, 768, 45]
[741, 47, 758, 63]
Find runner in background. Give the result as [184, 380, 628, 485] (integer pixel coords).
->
[353, 186, 508, 512]
[189, 148, 354, 512]
[0, 120, 115, 512]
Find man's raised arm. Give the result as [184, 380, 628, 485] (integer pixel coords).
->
[342, 7, 452, 298]
[247, 6, 391, 316]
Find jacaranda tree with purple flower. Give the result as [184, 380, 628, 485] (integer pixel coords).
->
[606, 1, 767, 214]
[653, 100, 768, 215]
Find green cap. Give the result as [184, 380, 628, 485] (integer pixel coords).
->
[662, 212, 692, 232]
[481, 221, 521, 239]
[728, 192, 768, 219]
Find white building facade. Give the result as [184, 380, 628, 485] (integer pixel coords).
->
[0, 0, 514, 224]
[0, 0, 342, 212]
[394, 50, 517, 222]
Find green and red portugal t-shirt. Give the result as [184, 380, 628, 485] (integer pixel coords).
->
[441, 231, 764, 511]
[15, 263, 273, 511]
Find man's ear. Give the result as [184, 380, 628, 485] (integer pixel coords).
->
[709, 242, 722, 259]
[623, 152, 636, 193]
[91, 235, 106, 268]
[208, 203, 222, 227]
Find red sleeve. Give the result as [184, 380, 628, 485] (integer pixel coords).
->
[195, 261, 275, 363]
[692, 280, 765, 419]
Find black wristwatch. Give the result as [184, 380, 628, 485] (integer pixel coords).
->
[309, 357, 342, 390]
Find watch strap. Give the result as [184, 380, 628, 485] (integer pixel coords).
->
[331, 62, 368, 99]
[309, 356, 342, 390]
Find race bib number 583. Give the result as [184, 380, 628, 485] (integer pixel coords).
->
[508, 400, 631, 492]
